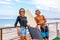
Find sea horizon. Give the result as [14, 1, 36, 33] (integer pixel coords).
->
[0, 19, 60, 28]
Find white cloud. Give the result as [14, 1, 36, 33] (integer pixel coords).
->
[0, 1, 11, 4]
[7, 6, 13, 8]
[28, 0, 60, 11]
[4, 0, 11, 2]
[0, 0, 12, 4]
[15, 0, 21, 2]
[36, 5, 50, 10]
[0, 17, 15, 19]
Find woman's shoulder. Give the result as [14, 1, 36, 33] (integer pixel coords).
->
[17, 16, 20, 18]
[18, 16, 22, 17]
[16, 16, 21, 19]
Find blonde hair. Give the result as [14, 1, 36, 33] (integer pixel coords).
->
[19, 8, 25, 16]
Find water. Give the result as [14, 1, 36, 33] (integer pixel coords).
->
[0, 19, 60, 28]
[0, 19, 16, 28]
[0, 19, 60, 40]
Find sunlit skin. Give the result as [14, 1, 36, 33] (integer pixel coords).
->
[19, 11, 25, 17]
[35, 10, 48, 40]
[35, 11, 46, 27]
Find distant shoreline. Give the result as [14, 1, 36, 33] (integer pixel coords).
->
[0, 18, 60, 20]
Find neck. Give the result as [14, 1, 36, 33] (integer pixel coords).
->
[37, 15, 40, 17]
[20, 15, 25, 17]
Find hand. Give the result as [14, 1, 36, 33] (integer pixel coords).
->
[27, 23, 30, 27]
[27, 24, 30, 27]
[16, 27, 20, 36]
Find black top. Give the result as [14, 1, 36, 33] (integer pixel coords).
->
[15, 16, 27, 27]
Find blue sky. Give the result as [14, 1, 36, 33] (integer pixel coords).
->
[0, 0, 60, 19]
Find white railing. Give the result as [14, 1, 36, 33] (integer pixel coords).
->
[0, 27, 20, 40]
[48, 22, 60, 40]
[0, 22, 60, 40]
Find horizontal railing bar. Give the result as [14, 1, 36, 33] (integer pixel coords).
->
[0, 26, 20, 29]
[0, 22, 60, 40]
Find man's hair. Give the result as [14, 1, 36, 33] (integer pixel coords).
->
[35, 10, 41, 13]
[35, 10, 41, 15]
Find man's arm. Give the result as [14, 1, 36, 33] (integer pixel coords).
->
[42, 15, 47, 22]
[34, 17, 37, 24]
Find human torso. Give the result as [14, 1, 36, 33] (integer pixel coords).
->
[35, 15, 46, 26]
[18, 16, 27, 27]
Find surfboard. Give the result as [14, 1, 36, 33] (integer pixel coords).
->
[25, 10, 36, 27]
[25, 10, 43, 40]
[28, 27, 43, 40]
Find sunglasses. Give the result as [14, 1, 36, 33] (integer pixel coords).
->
[20, 11, 25, 12]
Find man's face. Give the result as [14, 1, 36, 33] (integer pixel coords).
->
[36, 11, 40, 15]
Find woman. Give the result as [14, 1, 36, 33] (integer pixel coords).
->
[14, 8, 30, 40]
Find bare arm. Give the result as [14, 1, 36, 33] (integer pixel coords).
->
[42, 15, 47, 22]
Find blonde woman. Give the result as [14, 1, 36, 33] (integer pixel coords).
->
[15, 8, 30, 40]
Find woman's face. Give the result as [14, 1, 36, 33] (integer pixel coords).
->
[19, 11, 25, 16]
[35, 11, 40, 16]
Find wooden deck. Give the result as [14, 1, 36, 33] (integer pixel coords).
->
[0, 27, 20, 40]
[0, 22, 60, 40]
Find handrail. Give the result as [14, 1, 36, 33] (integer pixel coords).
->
[0, 22, 60, 40]
[0, 26, 20, 40]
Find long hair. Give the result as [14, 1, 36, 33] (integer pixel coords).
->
[19, 8, 25, 16]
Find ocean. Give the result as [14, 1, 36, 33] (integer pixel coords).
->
[0, 19, 60, 28]
[0, 19, 16, 28]
[0, 19, 60, 40]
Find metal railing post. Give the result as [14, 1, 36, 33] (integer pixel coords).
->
[56, 22, 58, 37]
[0, 28, 2, 40]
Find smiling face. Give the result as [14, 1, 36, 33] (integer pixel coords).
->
[35, 10, 41, 16]
[19, 11, 25, 16]
[19, 8, 25, 16]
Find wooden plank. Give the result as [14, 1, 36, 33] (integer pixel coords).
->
[2, 28, 19, 40]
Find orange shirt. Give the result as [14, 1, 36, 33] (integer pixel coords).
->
[34, 15, 46, 26]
